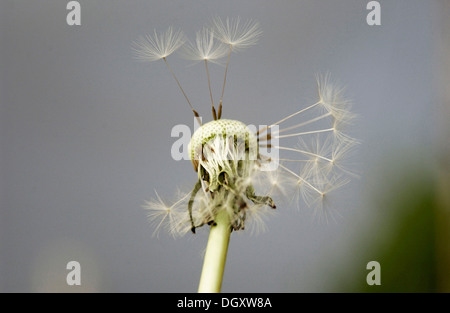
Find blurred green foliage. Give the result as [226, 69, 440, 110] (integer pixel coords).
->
[338, 164, 448, 292]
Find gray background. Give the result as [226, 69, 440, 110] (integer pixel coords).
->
[0, 0, 448, 292]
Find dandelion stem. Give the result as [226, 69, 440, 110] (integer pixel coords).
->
[218, 44, 233, 119]
[163, 57, 202, 125]
[198, 209, 231, 293]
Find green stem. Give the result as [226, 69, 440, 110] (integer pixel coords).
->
[197, 210, 231, 293]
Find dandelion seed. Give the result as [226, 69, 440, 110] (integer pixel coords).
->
[316, 74, 356, 124]
[210, 17, 262, 119]
[211, 17, 262, 51]
[144, 190, 190, 238]
[180, 27, 229, 119]
[181, 27, 229, 63]
[244, 204, 276, 236]
[132, 26, 186, 62]
[133, 26, 202, 124]
[309, 174, 351, 223]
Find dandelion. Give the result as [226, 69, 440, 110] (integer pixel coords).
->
[135, 17, 358, 293]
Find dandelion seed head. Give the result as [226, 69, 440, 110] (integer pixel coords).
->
[189, 119, 258, 167]
[136, 18, 358, 235]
